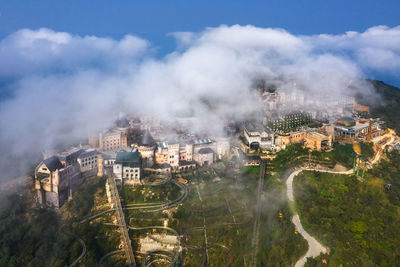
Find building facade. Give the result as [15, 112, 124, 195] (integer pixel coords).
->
[155, 141, 180, 168]
[194, 148, 215, 166]
[77, 149, 99, 175]
[243, 124, 275, 151]
[275, 130, 332, 151]
[100, 130, 128, 151]
[35, 156, 82, 208]
[113, 150, 142, 184]
[269, 113, 312, 132]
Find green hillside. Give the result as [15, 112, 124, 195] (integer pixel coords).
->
[365, 80, 400, 134]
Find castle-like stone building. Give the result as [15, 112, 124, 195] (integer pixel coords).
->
[35, 156, 82, 208]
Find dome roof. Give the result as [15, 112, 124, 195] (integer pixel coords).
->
[115, 118, 130, 129]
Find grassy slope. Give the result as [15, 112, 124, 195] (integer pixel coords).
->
[291, 78, 400, 266]
[294, 151, 400, 266]
[165, 164, 307, 266]
[0, 177, 124, 267]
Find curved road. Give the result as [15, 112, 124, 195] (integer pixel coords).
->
[96, 250, 124, 267]
[69, 238, 86, 267]
[286, 169, 329, 267]
[287, 133, 395, 267]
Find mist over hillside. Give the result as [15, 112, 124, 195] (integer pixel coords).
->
[363, 80, 400, 134]
[0, 25, 400, 182]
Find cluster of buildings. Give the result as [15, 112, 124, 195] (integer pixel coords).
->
[34, 83, 386, 209]
[242, 86, 384, 153]
[88, 117, 230, 172]
[34, 116, 230, 208]
[242, 115, 384, 153]
[261, 87, 356, 123]
[242, 122, 333, 152]
[153, 138, 229, 170]
[333, 117, 384, 142]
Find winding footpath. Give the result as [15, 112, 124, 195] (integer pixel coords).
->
[286, 169, 346, 267]
[287, 132, 395, 267]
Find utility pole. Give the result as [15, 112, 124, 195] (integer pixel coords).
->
[356, 157, 360, 176]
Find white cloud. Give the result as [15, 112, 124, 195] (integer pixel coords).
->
[303, 25, 400, 71]
[0, 28, 150, 78]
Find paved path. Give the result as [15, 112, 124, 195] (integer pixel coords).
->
[287, 134, 395, 267]
[69, 238, 86, 267]
[286, 169, 329, 267]
[97, 250, 124, 267]
[287, 167, 355, 267]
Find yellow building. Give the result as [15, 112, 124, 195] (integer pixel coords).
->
[276, 130, 332, 151]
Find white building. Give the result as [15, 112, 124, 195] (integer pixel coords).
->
[243, 124, 275, 150]
[113, 150, 142, 184]
[215, 138, 230, 159]
[194, 148, 214, 166]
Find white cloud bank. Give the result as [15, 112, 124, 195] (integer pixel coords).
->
[304, 25, 400, 72]
[0, 25, 399, 182]
[0, 28, 150, 78]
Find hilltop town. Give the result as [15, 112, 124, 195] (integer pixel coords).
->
[34, 82, 391, 209]
[1, 3, 400, 266]
[24, 80, 400, 267]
